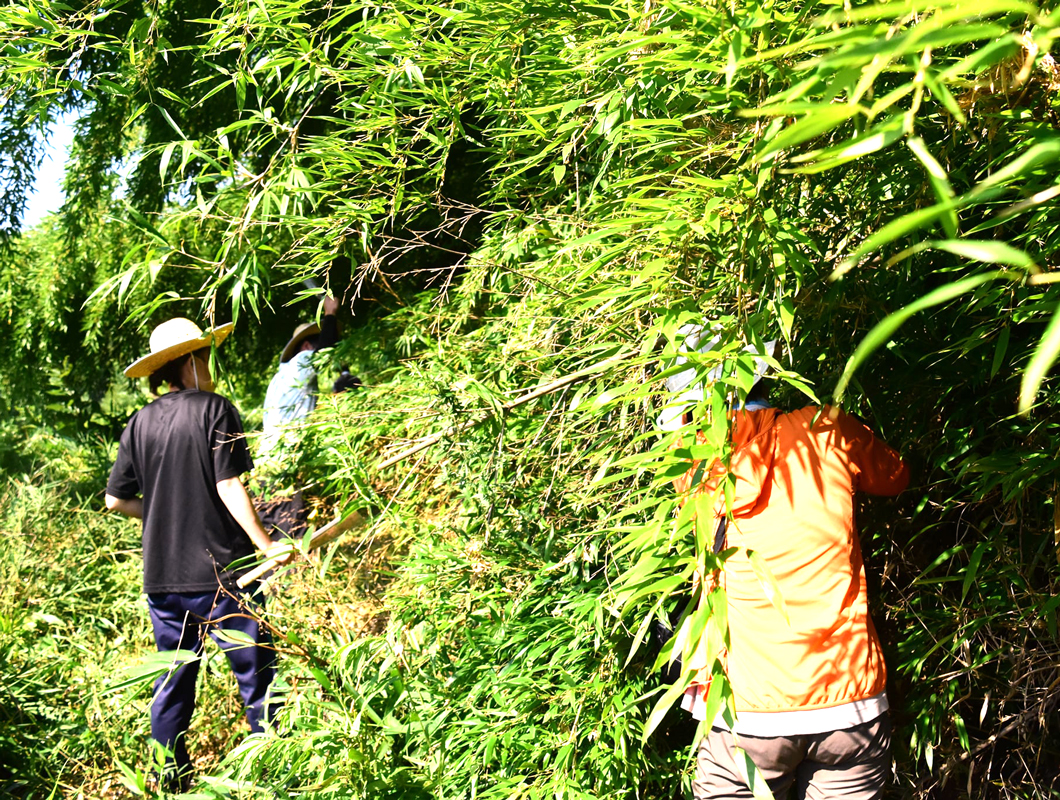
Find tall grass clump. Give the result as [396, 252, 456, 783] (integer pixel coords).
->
[0, 430, 146, 796]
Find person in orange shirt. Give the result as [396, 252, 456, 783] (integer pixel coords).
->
[660, 326, 909, 800]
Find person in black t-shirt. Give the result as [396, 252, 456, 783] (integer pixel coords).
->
[105, 317, 291, 793]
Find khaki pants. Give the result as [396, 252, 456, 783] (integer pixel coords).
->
[692, 714, 891, 800]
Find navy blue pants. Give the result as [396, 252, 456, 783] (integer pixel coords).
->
[146, 590, 276, 788]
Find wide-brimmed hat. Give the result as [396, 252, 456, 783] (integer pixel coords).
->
[657, 323, 776, 431]
[280, 322, 321, 363]
[124, 318, 234, 378]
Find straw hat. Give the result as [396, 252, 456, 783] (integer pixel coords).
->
[124, 318, 234, 379]
[280, 322, 320, 363]
[657, 323, 776, 431]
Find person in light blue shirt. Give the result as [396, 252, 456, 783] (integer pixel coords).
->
[261, 295, 340, 455]
[257, 295, 340, 540]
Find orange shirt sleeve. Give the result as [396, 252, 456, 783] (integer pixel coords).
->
[831, 407, 910, 496]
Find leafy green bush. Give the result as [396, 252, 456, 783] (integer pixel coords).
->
[0, 473, 145, 796]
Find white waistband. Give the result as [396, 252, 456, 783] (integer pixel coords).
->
[682, 686, 888, 737]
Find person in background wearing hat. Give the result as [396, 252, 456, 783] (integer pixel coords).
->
[104, 318, 291, 793]
[660, 325, 909, 800]
[256, 295, 342, 542]
[261, 295, 341, 454]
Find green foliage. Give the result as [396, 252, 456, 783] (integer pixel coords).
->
[0, 442, 146, 796]
[3, 0, 1060, 796]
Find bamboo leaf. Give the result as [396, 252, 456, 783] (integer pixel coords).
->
[1019, 302, 1060, 415]
[969, 141, 1060, 200]
[735, 746, 777, 799]
[681, 597, 715, 670]
[930, 240, 1035, 268]
[961, 542, 989, 605]
[591, 34, 683, 64]
[747, 549, 789, 626]
[641, 670, 693, 741]
[834, 201, 959, 277]
[625, 605, 663, 669]
[785, 116, 904, 173]
[990, 327, 1010, 379]
[157, 105, 187, 139]
[938, 34, 1020, 81]
[922, 70, 967, 126]
[908, 136, 958, 237]
[104, 649, 199, 695]
[756, 105, 865, 164]
[835, 272, 1009, 401]
[158, 142, 177, 184]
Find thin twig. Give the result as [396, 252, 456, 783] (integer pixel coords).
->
[917, 681, 1060, 794]
[376, 338, 662, 470]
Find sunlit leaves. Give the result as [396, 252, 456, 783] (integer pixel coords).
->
[835, 271, 1010, 402]
[1020, 302, 1060, 414]
[4, 0, 1060, 796]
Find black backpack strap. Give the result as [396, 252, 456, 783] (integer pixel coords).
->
[713, 515, 728, 555]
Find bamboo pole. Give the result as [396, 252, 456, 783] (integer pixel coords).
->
[237, 509, 366, 587]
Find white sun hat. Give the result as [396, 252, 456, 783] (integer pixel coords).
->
[656, 323, 776, 431]
[124, 318, 234, 379]
[280, 321, 321, 363]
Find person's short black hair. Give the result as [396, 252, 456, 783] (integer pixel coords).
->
[148, 348, 207, 395]
[746, 379, 770, 405]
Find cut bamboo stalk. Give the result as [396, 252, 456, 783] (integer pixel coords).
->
[237, 509, 366, 587]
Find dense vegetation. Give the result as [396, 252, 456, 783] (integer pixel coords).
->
[2, 0, 1060, 797]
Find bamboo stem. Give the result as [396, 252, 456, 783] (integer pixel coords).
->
[237, 510, 366, 588]
[376, 343, 649, 470]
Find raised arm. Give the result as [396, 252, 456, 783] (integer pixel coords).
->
[317, 295, 340, 350]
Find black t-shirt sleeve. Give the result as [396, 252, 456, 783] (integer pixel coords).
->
[211, 403, 254, 482]
[106, 426, 140, 499]
[318, 313, 339, 350]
